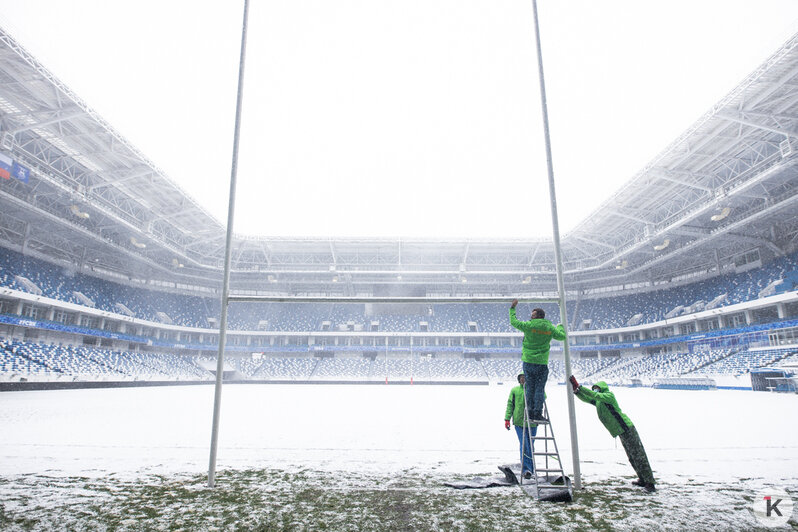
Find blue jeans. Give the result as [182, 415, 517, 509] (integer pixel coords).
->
[515, 424, 537, 474]
[523, 361, 548, 419]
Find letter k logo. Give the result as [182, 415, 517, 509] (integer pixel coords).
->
[764, 496, 782, 517]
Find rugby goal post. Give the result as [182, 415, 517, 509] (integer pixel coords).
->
[208, 0, 582, 490]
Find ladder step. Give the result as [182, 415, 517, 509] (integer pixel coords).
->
[532, 452, 560, 456]
[535, 468, 564, 473]
[536, 484, 570, 490]
[530, 436, 556, 440]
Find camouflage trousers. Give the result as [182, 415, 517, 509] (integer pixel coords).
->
[619, 425, 655, 485]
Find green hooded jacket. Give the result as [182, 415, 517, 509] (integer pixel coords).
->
[575, 381, 634, 438]
[509, 307, 566, 365]
[505, 385, 530, 428]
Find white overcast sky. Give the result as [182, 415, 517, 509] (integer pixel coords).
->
[1, 1, 798, 239]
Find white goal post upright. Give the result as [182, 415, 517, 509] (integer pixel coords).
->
[208, 0, 249, 489]
[530, 0, 582, 489]
[208, 0, 583, 490]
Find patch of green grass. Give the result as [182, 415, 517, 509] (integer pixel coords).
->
[0, 470, 796, 531]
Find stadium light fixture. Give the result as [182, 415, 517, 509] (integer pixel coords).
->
[70, 205, 89, 219]
[710, 207, 731, 222]
[653, 239, 670, 251]
[780, 138, 792, 158]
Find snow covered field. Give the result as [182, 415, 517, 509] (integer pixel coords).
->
[1, 384, 796, 530]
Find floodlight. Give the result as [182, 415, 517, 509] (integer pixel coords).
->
[710, 207, 731, 222]
[70, 205, 89, 219]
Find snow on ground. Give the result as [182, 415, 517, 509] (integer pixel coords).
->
[0, 384, 796, 530]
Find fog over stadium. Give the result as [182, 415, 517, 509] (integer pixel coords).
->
[1, 0, 798, 238]
[2, 2, 798, 529]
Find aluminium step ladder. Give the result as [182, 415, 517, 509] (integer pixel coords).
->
[520, 395, 573, 501]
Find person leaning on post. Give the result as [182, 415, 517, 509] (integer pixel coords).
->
[569, 375, 656, 492]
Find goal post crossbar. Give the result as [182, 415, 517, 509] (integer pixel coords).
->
[226, 295, 560, 304]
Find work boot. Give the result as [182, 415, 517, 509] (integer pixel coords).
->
[631, 479, 645, 487]
[643, 483, 656, 493]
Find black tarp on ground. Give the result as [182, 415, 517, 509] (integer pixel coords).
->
[443, 463, 518, 489]
[445, 463, 572, 502]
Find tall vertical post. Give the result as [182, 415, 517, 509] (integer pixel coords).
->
[208, 0, 250, 488]
[530, 0, 582, 489]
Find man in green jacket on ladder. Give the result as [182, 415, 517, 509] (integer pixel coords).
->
[510, 299, 565, 424]
[569, 375, 656, 492]
[505, 373, 537, 479]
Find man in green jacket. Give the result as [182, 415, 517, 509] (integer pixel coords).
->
[510, 299, 565, 424]
[504, 374, 537, 478]
[569, 375, 656, 492]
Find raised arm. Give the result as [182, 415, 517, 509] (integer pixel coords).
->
[574, 385, 597, 404]
[509, 307, 531, 332]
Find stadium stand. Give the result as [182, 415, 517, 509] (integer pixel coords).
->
[575, 252, 798, 330]
[4, 335, 797, 384]
[0, 339, 209, 382]
[691, 347, 798, 377]
[481, 358, 523, 380]
[250, 356, 317, 380]
[2, 242, 798, 385]
[2, 246, 796, 333]
[312, 357, 373, 380]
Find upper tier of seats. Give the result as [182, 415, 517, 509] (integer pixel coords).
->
[2, 246, 796, 332]
[573, 253, 798, 329]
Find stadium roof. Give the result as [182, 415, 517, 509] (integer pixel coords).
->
[0, 26, 797, 296]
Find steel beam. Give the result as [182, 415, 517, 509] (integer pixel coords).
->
[226, 295, 559, 304]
